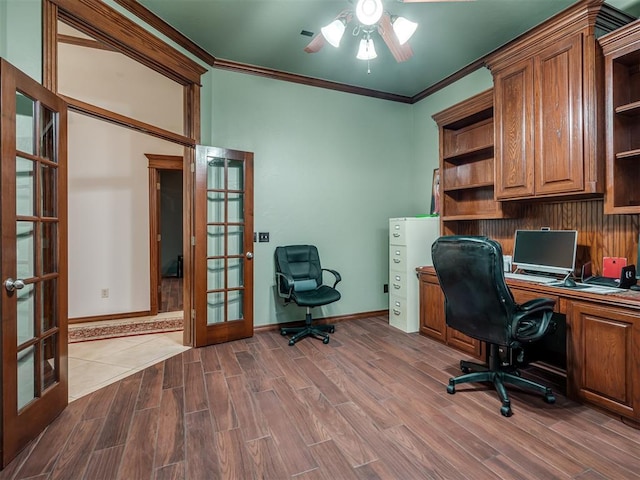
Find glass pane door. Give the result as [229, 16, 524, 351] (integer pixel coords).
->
[1, 59, 68, 467]
[194, 146, 253, 346]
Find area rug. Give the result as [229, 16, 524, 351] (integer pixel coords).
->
[68, 315, 183, 343]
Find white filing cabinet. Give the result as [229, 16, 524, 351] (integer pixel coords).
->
[389, 216, 440, 333]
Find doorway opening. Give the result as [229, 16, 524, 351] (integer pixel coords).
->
[158, 169, 184, 313]
[147, 154, 184, 317]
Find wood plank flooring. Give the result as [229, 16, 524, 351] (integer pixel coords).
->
[160, 277, 183, 313]
[2, 316, 640, 479]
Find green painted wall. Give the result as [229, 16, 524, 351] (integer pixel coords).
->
[0, 0, 41, 81]
[207, 70, 415, 326]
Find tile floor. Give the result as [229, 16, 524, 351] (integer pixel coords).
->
[68, 329, 191, 402]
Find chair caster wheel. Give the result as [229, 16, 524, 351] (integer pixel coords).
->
[446, 382, 455, 395]
[323, 336, 330, 344]
[460, 366, 470, 374]
[281, 330, 288, 336]
[288, 339, 295, 346]
[328, 326, 335, 333]
[500, 405, 513, 417]
[544, 393, 556, 404]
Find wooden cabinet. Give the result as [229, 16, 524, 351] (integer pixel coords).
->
[418, 268, 482, 358]
[487, 2, 632, 201]
[569, 301, 640, 420]
[432, 89, 512, 224]
[600, 19, 640, 214]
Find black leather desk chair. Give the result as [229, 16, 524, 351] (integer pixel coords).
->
[431, 235, 557, 417]
[275, 245, 341, 346]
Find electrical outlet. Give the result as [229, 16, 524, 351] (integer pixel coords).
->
[101, 288, 109, 298]
[258, 232, 269, 242]
[383, 284, 389, 293]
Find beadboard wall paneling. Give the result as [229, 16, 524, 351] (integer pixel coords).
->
[453, 199, 640, 276]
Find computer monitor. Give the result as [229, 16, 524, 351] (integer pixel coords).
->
[512, 229, 578, 276]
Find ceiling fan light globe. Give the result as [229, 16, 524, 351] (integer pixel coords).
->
[355, 0, 383, 26]
[393, 16, 418, 45]
[356, 38, 377, 60]
[321, 19, 346, 47]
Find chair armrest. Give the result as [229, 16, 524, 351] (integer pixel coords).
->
[275, 272, 294, 300]
[512, 297, 556, 342]
[322, 268, 342, 288]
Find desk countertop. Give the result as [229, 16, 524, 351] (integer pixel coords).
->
[416, 265, 640, 312]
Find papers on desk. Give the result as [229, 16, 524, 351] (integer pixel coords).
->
[549, 282, 626, 294]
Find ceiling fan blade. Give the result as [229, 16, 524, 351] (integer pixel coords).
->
[304, 34, 325, 53]
[378, 13, 413, 63]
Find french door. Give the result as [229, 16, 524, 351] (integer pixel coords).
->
[193, 146, 254, 347]
[0, 59, 68, 466]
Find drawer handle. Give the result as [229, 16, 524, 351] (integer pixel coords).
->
[393, 233, 400, 237]
[393, 284, 401, 289]
[393, 309, 401, 315]
[393, 259, 401, 263]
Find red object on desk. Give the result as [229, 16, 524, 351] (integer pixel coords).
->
[603, 257, 627, 279]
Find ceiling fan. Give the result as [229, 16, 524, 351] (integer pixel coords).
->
[304, 0, 475, 64]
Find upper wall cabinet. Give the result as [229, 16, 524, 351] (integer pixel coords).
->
[486, 1, 633, 201]
[600, 19, 640, 214]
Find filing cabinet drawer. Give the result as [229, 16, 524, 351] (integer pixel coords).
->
[389, 220, 407, 245]
[389, 295, 409, 331]
[390, 272, 406, 297]
[389, 245, 407, 270]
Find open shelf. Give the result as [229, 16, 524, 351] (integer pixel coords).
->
[615, 149, 640, 160]
[442, 144, 494, 163]
[615, 100, 640, 117]
[433, 89, 514, 221]
[601, 20, 640, 213]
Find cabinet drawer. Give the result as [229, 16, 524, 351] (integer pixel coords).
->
[389, 294, 408, 331]
[390, 272, 406, 296]
[389, 245, 407, 270]
[389, 220, 407, 245]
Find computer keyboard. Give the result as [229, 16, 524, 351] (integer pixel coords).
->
[504, 272, 559, 284]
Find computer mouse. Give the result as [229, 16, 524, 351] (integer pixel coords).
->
[563, 277, 577, 288]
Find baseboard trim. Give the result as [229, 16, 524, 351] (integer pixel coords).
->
[255, 309, 388, 333]
[69, 310, 151, 325]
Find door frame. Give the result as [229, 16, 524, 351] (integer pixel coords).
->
[43, 0, 204, 346]
[146, 154, 184, 315]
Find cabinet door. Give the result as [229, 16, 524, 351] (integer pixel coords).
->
[419, 278, 446, 342]
[569, 302, 639, 420]
[494, 57, 535, 199]
[446, 327, 482, 358]
[534, 34, 584, 195]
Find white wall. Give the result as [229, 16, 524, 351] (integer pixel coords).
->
[207, 70, 415, 326]
[58, 36, 183, 135]
[67, 112, 182, 318]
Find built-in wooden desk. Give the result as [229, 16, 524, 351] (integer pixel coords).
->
[417, 265, 640, 426]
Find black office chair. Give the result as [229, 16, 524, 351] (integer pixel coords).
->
[275, 245, 342, 346]
[431, 235, 557, 417]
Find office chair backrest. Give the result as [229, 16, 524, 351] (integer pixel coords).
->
[432, 236, 517, 346]
[275, 245, 323, 293]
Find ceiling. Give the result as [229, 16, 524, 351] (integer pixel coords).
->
[135, 0, 640, 99]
